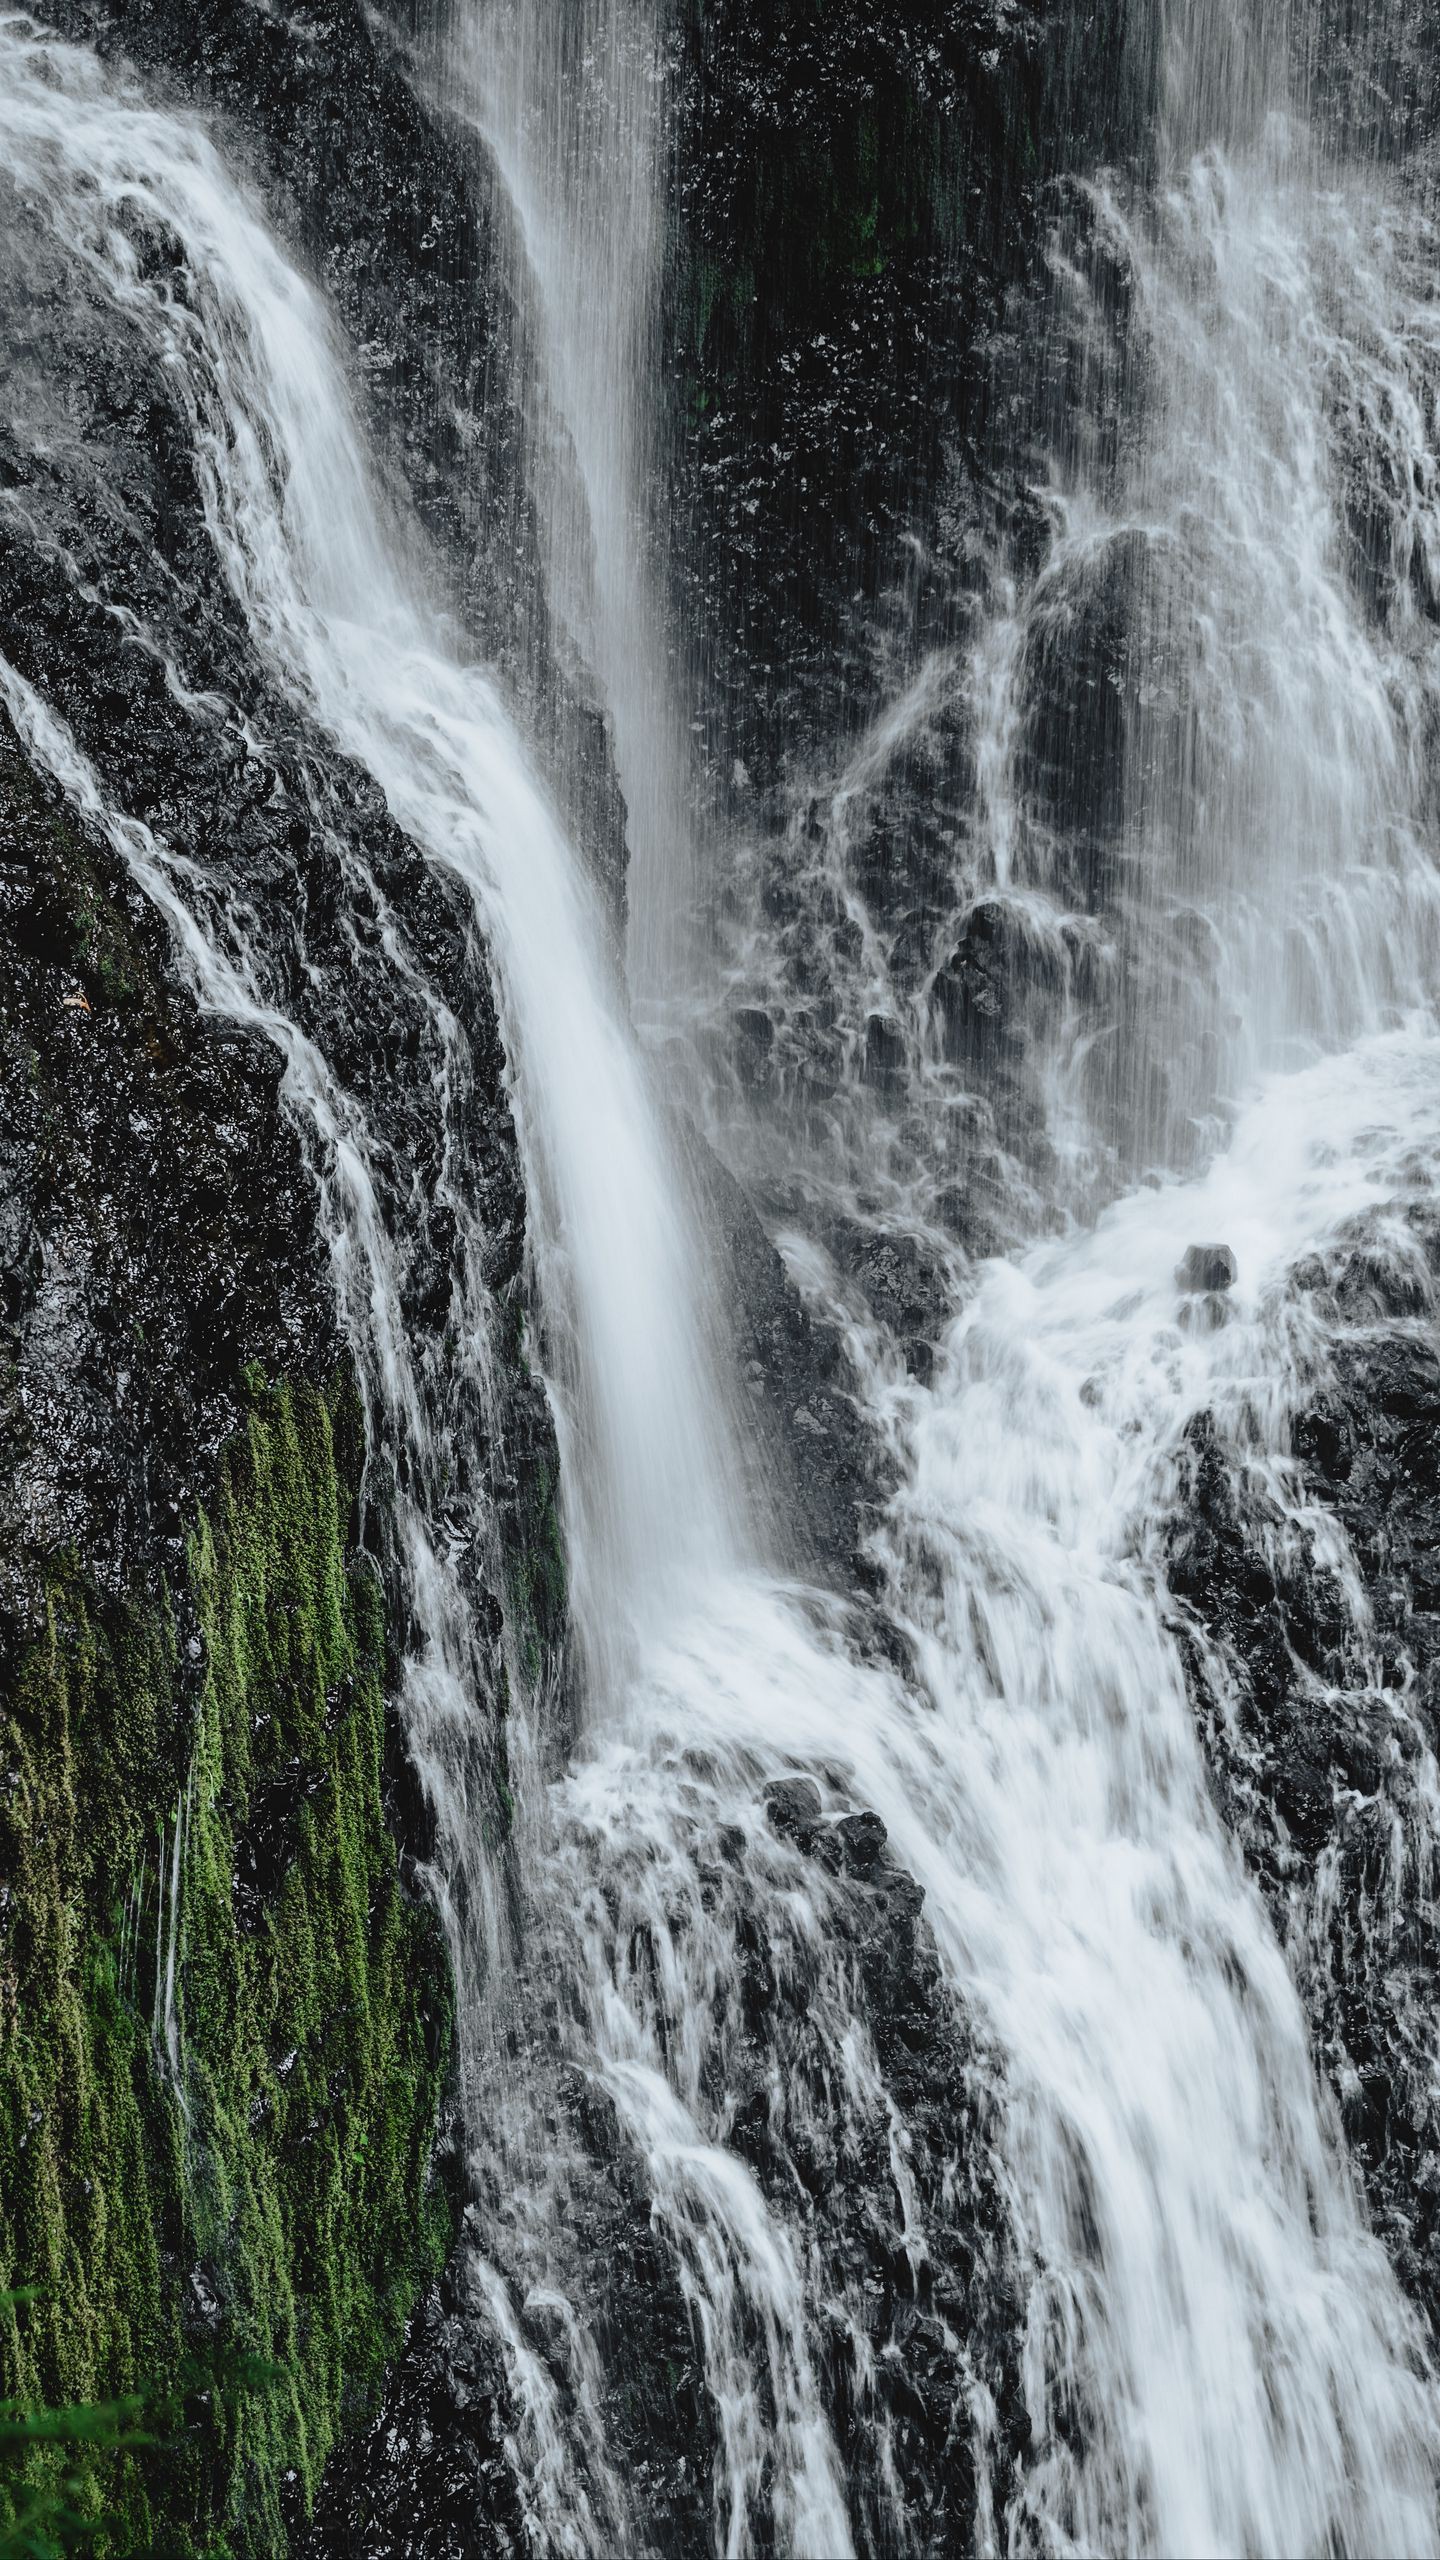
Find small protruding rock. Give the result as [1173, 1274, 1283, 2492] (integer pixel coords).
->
[834, 1809, 889, 1875]
[862, 1013, 906, 1092]
[1176, 1242, 1237, 1294]
[764, 1776, 823, 1847]
[731, 1006, 774, 1089]
[904, 1337, 936, 1388]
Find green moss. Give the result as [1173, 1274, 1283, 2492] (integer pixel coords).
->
[0, 1376, 453, 2556]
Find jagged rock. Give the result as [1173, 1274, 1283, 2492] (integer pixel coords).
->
[1169, 1198, 1440, 2323]
[834, 1807, 891, 1874]
[863, 1011, 908, 1090]
[765, 1773, 824, 1844]
[731, 1004, 776, 1087]
[1176, 1242, 1237, 1293]
[698, 1140, 881, 1577]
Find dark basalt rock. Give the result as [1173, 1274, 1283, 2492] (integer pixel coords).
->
[312, 2110, 718, 2560]
[1176, 1242, 1236, 1294]
[321, 1756, 1031, 2560]
[743, 1784, 1030, 2555]
[1168, 1195, 1440, 2325]
[310, 2039, 725, 2558]
[666, 1, 1166, 1250]
[302, 2263, 533, 2560]
[0, 725, 333, 1608]
[833, 1806, 890, 1875]
[730, 1002, 777, 1087]
[863, 1010, 908, 1092]
[667, 0, 1154, 803]
[0, 146, 558, 1622]
[699, 1135, 882, 1578]
[764, 1772, 824, 1845]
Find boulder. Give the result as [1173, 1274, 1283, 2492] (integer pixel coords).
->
[764, 1775, 824, 1846]
[1176, 1242, 1237, 1294]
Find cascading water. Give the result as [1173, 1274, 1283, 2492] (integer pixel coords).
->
[452, 0, 1440, 2548]
[0, 20, 853, 2548]
[698, 3, 1440, 1232]
[1019, 119, 1440, 1177]
[445, 0, 699, 1015]
[6, 5, 1440, 2559]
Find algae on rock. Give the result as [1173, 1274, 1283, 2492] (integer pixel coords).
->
[0, 1374, 455, 2557]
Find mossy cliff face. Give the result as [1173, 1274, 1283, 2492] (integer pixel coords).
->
[0, 1379, 454, 2559]
[0, 70, 575, 2519]
[0, 743, 459, 2553]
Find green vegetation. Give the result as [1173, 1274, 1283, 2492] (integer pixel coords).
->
[0, 1374, 454, 2556]
[0, 2322, 154, 2560]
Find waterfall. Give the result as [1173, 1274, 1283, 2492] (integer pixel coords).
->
[981, 0, 1440, 1187]
[0, 20, 850, 2549]
[0, 11, 743, 1685]
[447, 0, 1440, 2547]
[447, 0, 700, 1016]
[4, 7, 1440, 2558]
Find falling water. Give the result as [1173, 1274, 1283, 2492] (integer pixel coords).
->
[4, 4, 1440, 2556]
[695, 5, 1440, 1234]
[151, 1780, 191, 2110]
[973, 0, 1440, 1193]
[447, 0, 699, 1014]
[0, 20, 848, 2548]
[454, 0, 1440, 2546]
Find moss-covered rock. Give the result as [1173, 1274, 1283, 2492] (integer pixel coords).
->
[0, 1371, 454, 2557]
[0, 723, 464, 2540]
[0, 209, 567, 2539]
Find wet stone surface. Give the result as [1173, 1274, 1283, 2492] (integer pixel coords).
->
[1169, 1196, 1440, 2328]
[309, 1769, 1030, 2559]
[1176, 1241, 1237, 1293]
[0, 734, 333, 1615]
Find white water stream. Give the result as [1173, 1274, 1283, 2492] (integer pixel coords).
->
[3, 5, 1440, 2555]
[1025, 115, 1440, 1175]
[448, 0, 699, 1014]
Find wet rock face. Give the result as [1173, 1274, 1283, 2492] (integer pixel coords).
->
[666, 0, 1149, 800]
[1169, 1200, 1440, 2323]
[314, 1769, 1030, 2560]
[309, 2063, 720, 2560]
[0, 146, 561, 1612]
[1176, 1242, 1237, 1294]
[40, 0, 628, 903]
[750, 1783, 1030, 2555]
[302, 2266, 534, 2560]
[0, 734, 332, 1611]
[668, 4, 1178, 1263]
[1302, 0, 1440, 160]
[701, 1139, 881, 1577]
